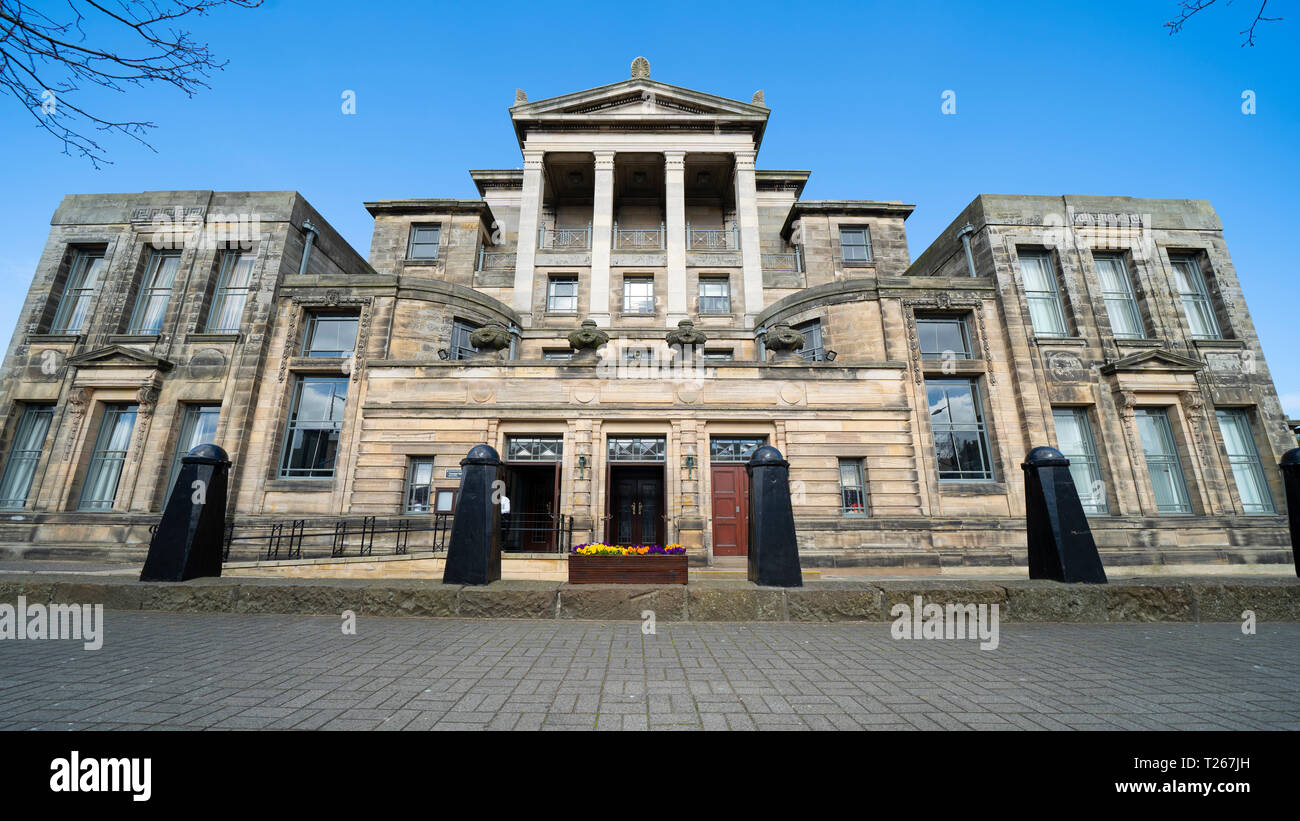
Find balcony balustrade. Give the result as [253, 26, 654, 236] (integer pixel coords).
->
[687, 222, 739, 251]
[612, 222, 665, 250]
[538, 222, 592, 250]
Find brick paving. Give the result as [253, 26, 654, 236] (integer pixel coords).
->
[0, 612, 1297, 730]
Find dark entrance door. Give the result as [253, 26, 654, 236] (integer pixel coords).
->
[608, 466, 663, 546]
[710, 464, 748, 556]
[503, 463, 559, 551]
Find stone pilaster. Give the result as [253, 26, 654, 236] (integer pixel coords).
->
[512, 149, 546, 324]
[733, 149, 763, 328]
[664, 151, 687, 326]
[589, 150, 616, 326]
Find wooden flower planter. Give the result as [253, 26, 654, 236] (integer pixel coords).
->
[568, 554, 688, 584]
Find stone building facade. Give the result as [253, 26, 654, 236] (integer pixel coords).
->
[0, 63, 1292, 569]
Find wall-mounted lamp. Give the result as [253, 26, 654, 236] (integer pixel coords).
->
[824, 350, 838, 362]
[577, 454, 588, 479]
[683, 454, 696, 479]
[437, 349, 450, 360]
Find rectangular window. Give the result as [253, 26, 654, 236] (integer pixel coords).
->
[1170, 255, 1222, 339]
[406, 458, 435, 513]
[301, 313, 360, 357]
[450, 318, 481, 360]
[710, 437, 766, 463]
[916, 315, 972, 359]
[546, 276, 578, 313]
[78, 404, 138, 511]
[279, 376, 348, 479]
[702, 349, 734, 361]
[408, 225, 441, 260]
[1018, 251, 1068, 337]
[839, 458, 867, 515]
[1135, 408, 1192, 514]
[166, 405, 220, 499]
[0, 405, 54, 510]
[607, 436, 666, 462]
[127, 250, 181, 334]
[1052, 408, 1108, 514]
[1216, 409, 1274, 514]
[698, 277, 731, 314]
[206, 251, 255, 332]
[1094, 253, 1144, 339]
[795, 319, 824, 362]
[927, 379, 995, 481]
[622, 346, 654, 362]
[50, 250, 106, 333]
[840, 227, 873, 262]
[622, 277, 655, 314]
[542, 349, 572, 362]
[506, 436, 563, 462]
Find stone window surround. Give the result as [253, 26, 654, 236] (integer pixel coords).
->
[1011, 244, 1078, 341]
[834, 221, 875, 266]
[1076, 244, 1160, 344]
[1161, 245, 1234, 341]
[41, 242, 110, 335]
[1118, 394, 1206, 517]
[405, 222, 444, 263]
[1210, 404, 1279, 516]
[1049, 402, 1117, 516]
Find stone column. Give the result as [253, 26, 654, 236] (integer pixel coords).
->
[664, 150, 688, 326]
[589, 150, 616, 326]
[733, 149, 764, 329]
[512, 149, 546, 323]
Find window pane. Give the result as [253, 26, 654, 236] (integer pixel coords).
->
[79, 405, 138, 510]
[167, 406, 220, 498]
[917, 318, 970, 358]
[52, 252, 105, 333]
[280, 378, 348, 478]
[927, 379, 993, 480]
[207, 252, 255, 331]
[1135, 409, 1191, 514]
[1095, 255, 1144, 338]
[409, 226, 440, 259]
[0, 406, 54, 509]
[1020, 253, 1067, 336]
[304, 315, 359, 357]
[1216, 409, 1273, 514]
[1053, 408, 1107, 514]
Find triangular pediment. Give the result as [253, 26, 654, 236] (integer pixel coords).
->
[66, 345, 175, 371]
[1098, 348, 1203, 375]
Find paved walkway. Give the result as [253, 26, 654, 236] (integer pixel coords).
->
[1, 612, 1297, 730]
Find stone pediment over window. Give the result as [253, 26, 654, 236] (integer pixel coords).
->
[65, 345, 175, 372]
[1098, 348, 1203, 375]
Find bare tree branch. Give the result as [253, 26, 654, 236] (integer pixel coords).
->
[1165, 0, 1284, 47]
[0, 0, 262, 168]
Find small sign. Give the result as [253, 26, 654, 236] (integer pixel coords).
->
[445, 469, 463, 479]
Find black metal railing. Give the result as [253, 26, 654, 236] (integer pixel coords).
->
[501, 513, 574, 554]
[222, 513, 454, 563]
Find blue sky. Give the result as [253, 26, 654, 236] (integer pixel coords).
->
[2, 0, 1297, 412]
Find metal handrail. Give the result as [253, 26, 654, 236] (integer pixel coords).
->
[477, 247, 517, 271]
[686, 222, 739, 250]
[539, 222, 592, 250]
[613, 221, 665, 250]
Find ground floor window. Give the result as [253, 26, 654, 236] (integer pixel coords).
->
[406, 458, 434, 512]
[1216, 408, 1274, 514]
[1135, 408, 1192, 514]
[839, 458, 867, 515]
[79, 404, 138, 511]
[280, 376, 348, 479]
[507, 436, 563, 462]
[1052, 407, 1108, 514]
[0, 405, 54, 510]
[607, 436, 666, 462]
[166, 405, 220, 499]
[709, 437, 765, 463]
[926, 379, 994, 480]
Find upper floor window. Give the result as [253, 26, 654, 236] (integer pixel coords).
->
[0, 404, 54, 510]
[408, 225, 441, 260]
[450, 318, 481, 360]
[795, 319, 824, 362]
[50, 249, 106, 334]
[1094, 253, 1144, 339]
[546, 275, 578, 313]
[840, 227, 873, 263]
[78, 404, 138, 510]
[280, 376, 348, 479]
[698, 277, 731, 314]
[916, 315, 971, 359]
[127, 250, 181, 334]
[623, 277, 654, 314]
[839, 458, 867, 515]
[926, 379, 994, 481]
[1216, 409, 1273, 514]
[1169, 254, 1222, 339]
[1018, 251, 1069, 337]
[206, 251, 255, 332]
[302, 313, 359, 358]
[702, 348, 734, 361]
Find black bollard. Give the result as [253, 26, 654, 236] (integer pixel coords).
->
[140, 444, 231, 582]
[1021, 446, 1107, 584]
[1281, 448, 1300, 578]
[745, 445, 802, 587]
[442, 444, 503, 585]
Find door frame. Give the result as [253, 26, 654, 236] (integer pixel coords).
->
[604, 463, 665, 546]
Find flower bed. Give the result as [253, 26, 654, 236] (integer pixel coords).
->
[568, 543, 688, 584]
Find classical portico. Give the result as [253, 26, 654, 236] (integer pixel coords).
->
[506, 58, 770, 328]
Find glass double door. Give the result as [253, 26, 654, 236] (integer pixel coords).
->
[608, 466, 663, 546]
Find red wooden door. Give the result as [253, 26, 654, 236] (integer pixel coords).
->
[711, 465, 748, 556]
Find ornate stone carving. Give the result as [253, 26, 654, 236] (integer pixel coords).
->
[763, 322, 805, 363]
[279, 295, 373, 382]
[63, 387, 88, 459]
[567, 319, 609, 362]
[468, 322, 512, 360]
[666, 319, 708, 349]
[515, 88, 528, 103]
[902, 296, 995, 384]
[1045, 350, 1086, 382]
[630, 56, 650, 78]
[751, 90, 765, 105]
